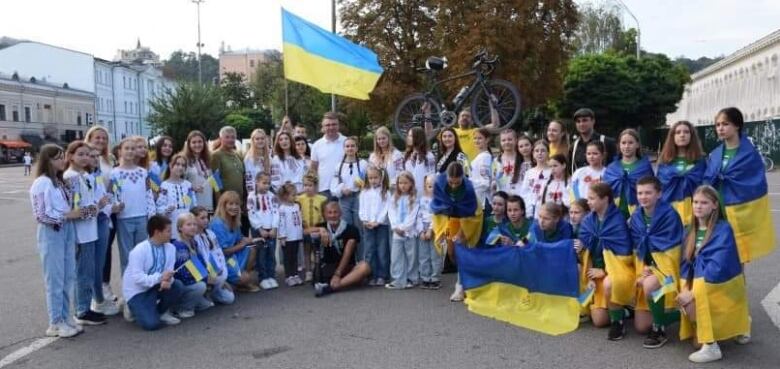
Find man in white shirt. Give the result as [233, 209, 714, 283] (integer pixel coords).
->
[310, 112, 347, 197]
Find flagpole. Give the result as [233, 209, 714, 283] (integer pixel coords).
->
[330, 0, 337, 112]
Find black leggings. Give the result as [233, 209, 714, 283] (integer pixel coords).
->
[103, 214, 118, 283]
[283, 241, 301, 278]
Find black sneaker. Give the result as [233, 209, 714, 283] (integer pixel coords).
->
[643, 328, 668, 349]
[607, 320, 626, 341]
[76, 310, 107, 326]
[420, 281, 431, 290]
[428, 281, 442, 290]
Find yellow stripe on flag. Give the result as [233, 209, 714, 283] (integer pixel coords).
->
[724, 194, 776, 262]
[283, 43, 381, 100]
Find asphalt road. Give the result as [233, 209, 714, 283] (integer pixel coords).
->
[1, 166, 779, 369]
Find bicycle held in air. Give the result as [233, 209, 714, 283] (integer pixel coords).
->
[392, 49, 522, 138]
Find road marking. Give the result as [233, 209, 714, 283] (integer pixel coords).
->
[0, 337, 58, 368]
[762, 281, 780, 330]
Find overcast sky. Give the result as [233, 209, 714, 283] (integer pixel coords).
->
[1, 0, 778, 61]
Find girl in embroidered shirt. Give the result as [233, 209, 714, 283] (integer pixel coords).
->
[156, 154, 196, 240]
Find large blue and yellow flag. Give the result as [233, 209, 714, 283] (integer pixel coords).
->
[679, 220, 749, 343]
[704, 135, 775, 262]
[602, 156, 654, 216]
[578, 204, 635, 306]
[657, 158, 706, 228]
[629, 202, 683, 311]
[431, 173, 483, 252]
[281, 8, 383, 100]
[457, 241, 581, 336]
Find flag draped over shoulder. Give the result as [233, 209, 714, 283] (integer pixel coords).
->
[704, 135, 775, 262]
[431, 174, 482, 251]
[457, 241, 580, 336]
[629, 202, 683, 310]
[603, 157, 654, 213]
[657, 158, 706, 227]
[679, 221, 748, 343]
[281, 8, 383, 100]
[528, 219, 573, 243]
[578, 204, 634, 305]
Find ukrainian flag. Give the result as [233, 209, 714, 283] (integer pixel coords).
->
[603, 156, 654, 217]
[657, 158, 706, 228]
[148, 172, 162, 193]
[431, 174, 483, 253]
[629, 202, 683, 311]
[207, 170, 224, 192]
[578, 204, 635, 306]
[679, 220, 749, 343]
[705, 135, 776, 262]
[282, 8, 383, 100]
[181, 258, 208, 283]
[527, 219, 573, 243]
[457, 241, 581, 336]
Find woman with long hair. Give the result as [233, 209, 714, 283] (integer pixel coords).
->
[182, 130, 214, 212]
[656, 121, 706, 227]
[435, 127, 470, 175]
[244, 129, 271, 194]
[369, 126, 404, 189]
[546, 120, 570, 158]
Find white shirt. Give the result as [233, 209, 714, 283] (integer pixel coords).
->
[196, 230, 228, 286]
[358, 187, 389, 224]
[470, 151, 493, 208]
[368, 149, 405, 188]
[185, 158, 214, 211]
[569, 166, 605, 204]
[388, 194, 419, 238]
[542, 178, 571, 209]
[329, 159, 369, 198]
[64, 169, 98, 243]
[278, 202, 303, 242]
[247, 190, 279, 230]
[271, 155, 306, 193]
[521, 166, 552, 218]
[30, 176, 70, 226]
[122, 240, 176, 302]
[403, 151, 436, 197]
[244, 155, 269, 194]
[416, 195, 433, 236]
[23, 155, 32, 165]
[111, 167, 155, 219]
[155, 179, 196, 240]
[311, 134, 347, 192]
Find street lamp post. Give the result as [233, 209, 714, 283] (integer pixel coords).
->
[330, 0, 337, 112]
[614, 0, 640, 59]
[192, 0, 205, 84]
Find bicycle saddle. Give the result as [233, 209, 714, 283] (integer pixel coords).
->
[425, 56, 448, 71]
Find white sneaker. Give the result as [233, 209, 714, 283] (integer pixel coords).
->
[260, 279, 271, 290]
[268, 278, 279, 289]
[91, 299, 120, 316]
[176, 310, 195, 319]
[450, 283, 465, 302]
[285, 277, 296, 287]
[56, 322, 79, 338]
[123, 305, 135, 323]
[45, 325, 59, 337]
[688, 343, 722, 363]
[375, 278, 386, 286]
[159, 311, 181, 326]
[293, 275, 304, 286]
[102, 283, 118, 302]
[305, 271, 313, 282]
[736, 316, 752, 345]
[65, 316, 84, 333]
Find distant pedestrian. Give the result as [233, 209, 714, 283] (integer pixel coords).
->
[23, 152, 32, 176]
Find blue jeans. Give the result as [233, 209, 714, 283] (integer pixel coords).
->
[94, 214, 110, 302]
[390, 235, 417, 285]
[127, 280, 184, 331]
[363, 224, 390, 280]
[252, 229, 277, 280]
[75, 240, 97, 316]
[37, 222, 76, 325]
[339, 193, 363, 259]
[209, 283, 235, 305]
[418, 238, 442, 282]
[174, 281, 210, 313]
[116, 216, 148, 272]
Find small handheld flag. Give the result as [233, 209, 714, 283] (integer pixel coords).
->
[96, 175, 105, 186]
[208, 170, 224, 192]
[73, 192, 81, 211]
[183, 188, 194, 207]
[578, 286, 595, 307]
[148, 172, 162, 192]
[485, 228, 503, 245]
[651, 275, 676, 303]
[207, 254, 222, 276]
[179, 258, 208, 282]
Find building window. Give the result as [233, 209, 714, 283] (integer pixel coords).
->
[0, 104, 5, 121]
[12, 106, 19, 122]
[24, 106, 31, 123]
[123, 76, 127, 88]
[124, 101, 128, 113]
[77, 113, 82, 125]
[250, 59, 255, 68]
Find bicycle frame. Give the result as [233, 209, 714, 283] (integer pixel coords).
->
[422, 68, 491, 113]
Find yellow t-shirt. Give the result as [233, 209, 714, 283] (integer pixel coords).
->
[296, 194, 327, 229]
[454, 127, 478, 161]
[549, 142, 568, 158]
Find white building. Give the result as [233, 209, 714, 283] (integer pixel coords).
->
[667, 29, 780, 125]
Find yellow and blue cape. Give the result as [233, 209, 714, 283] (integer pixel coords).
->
[528, 219, 573, 243]
[456, 241, 581, 336]
[431, 174, 483, 252]
[679, 220, 749, 343]
[657, 158, 706, 228]
[629, 202, 683, 311]
[578, 204, 635, 306]
[603, 156, 654, 216]
[281, 8, 383, 100]
[704, 136, 775, 262]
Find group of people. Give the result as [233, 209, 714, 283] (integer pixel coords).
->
[29, 105, 772, 364]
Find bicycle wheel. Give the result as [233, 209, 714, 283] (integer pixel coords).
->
[393, 93, 443, 138]
[763, 156, 774, 172]
[470, 79, 521, 132]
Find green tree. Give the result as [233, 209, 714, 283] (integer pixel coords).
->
[221, 71, 254, 109]
[148, 83, 227, 145]
[571, 2, 624, 55]
[559, 53, 689, 135]
[162, 50, 219, 84]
